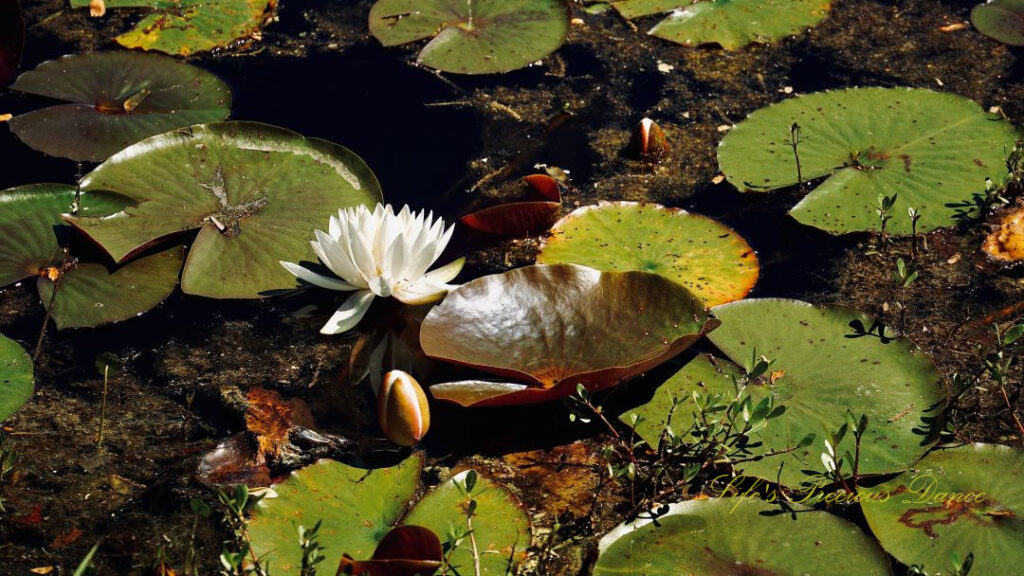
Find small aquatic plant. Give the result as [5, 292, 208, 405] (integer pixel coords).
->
[281, 204, 463, 334]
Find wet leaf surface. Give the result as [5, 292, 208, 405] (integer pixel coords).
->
[718, 88, 1018, 235]
[9, 52, 231, 162]
[861, 443, 1024, 576]
[613, 0, 831, 50]
[538, 201, 758, 306]
[594, 498, 893, 575]
[68, 121, 383, 299]
[421, 264, 714, 407]
[67, 0, 277, 56]
[369, 0, 571, 74]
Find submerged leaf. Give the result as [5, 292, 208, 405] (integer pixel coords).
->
[537, 202, 758, 306]
[718, 87, 1018, 235]
[0, 334, 33, 422]
[68, 0, 277, 56]
[68, 122, 383, 299]
[613, 0, 831, 50]
[972, 0, 1024, 46]
[421, 264, 715, 407]
[9, 52, 231, 162]
[369, 0, 571, 74]
[594, 498, 892, 575]
[861, 443, 1024, 576]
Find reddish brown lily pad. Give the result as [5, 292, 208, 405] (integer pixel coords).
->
[337, 525, 443, 576]
[461, 174, 563, 236]
[421, 264, 715, 407]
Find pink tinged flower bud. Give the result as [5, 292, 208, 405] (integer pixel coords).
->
[379, 370, 430, 447]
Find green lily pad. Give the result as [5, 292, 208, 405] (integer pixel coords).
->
[369, 0, 571, 74]
[68, 121, 383, 299]
[0, 334, 33, 422]
[421, 264, 716, 407]
[9, 51, 231, 163]
[972, 0, 1024, 47]
[68, 0, 277, 56]
[718, 87, 1019, 235]
[861, 443, 1024, 576]
[612, 0, 831, 50]
[625, 299, 946, 487]
[594, 498, 893, 575]
[0, 184, 183, 329]
[249, 457, 530, 576]
[537, 202, 758, 307]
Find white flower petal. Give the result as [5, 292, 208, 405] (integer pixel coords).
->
[320, 290, 375, 334]
[393, 277, 451, 305]
[347, 218, 378, 281]
[424, 257, 464, 284]
[280, 261, 361, 291]
[314, 229, 362, 284]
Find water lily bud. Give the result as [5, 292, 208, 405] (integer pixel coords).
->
[379, 370, 430, 447]
[626, 117, 670, 162]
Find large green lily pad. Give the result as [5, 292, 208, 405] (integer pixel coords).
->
[625, 299, 946, 487]
[68, 0, 276, 56]
[0, 334, 32, 422]
[612, 0, 831, 50]
[862, 443, 1024, 576]
[0, 184, 183, 329]
[594, 498, 892, 575]
[537, 202, 758, 307]
[972, 0, 1024, 47]
[369, 0, 571, 74]
[421, 264, 715, 407]
[249, 457, 530, 575]
[67, 122, 382, 299]
[9, 51, 231, 163]
[718, 87, 1019, 235]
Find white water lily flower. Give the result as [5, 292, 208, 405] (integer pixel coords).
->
[281, 204, 463, 335]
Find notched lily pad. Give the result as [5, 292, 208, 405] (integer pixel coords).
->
[420, 264, 716, 407]
[68, 121, 383, 299]
[68, 0, 278, 56]
[612, 0, 832, 50]
[972, 0, 1024, 46]
[0, 334, 33, 422]
[9, 51, 232, 163]
[0, 184, 183, 329]
[537, 201, 759, 307]
[862, 443, 1024, 576]
[369, 0, 571, 74]
[594, 498, 892, 575]
[0, 0, 23, 86]
[718, 87, 1019, 235]
[249, 458, 530, 576]
[626, 299, 946, 488]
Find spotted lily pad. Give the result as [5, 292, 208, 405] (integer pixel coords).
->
[594, 498, 893, 575]
[249, 457, 530, 576]
[861, 443, 1024, 576]
[67, 122, 383, 299]
[68, 0, 277, 56]
[421, 264, 716, 407]
[625, 299, 946, 487]
[972, 0, 1024, 46]
[612, 0, 832, 50]
[0, 0, 23, 86]
[718, 88, 1019, 235]
[0, 184, 183, 329]
[0, 334, 33, 422]
[9, 51, 231, 162]
[369, 0, 571, 74]
[537, 202, 758, 307]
